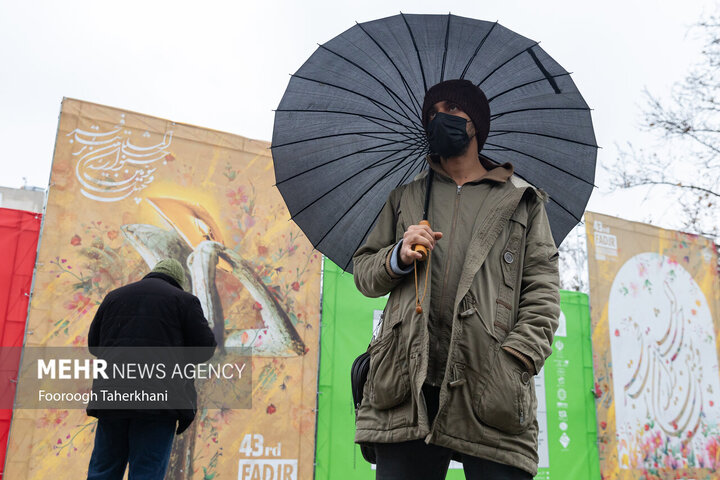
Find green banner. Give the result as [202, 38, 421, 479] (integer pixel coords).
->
[534, 291, 601, 480]
[315, 259, 382, 479]
[316, 260, 600, 479]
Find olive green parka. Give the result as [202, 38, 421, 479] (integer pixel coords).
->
[352, 167, 560, 476]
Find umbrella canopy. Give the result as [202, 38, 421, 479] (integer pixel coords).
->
[272, 13, 597, 272]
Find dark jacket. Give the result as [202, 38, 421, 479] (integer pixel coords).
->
[87, 272, 217, 434]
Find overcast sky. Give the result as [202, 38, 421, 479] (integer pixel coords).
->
[0, 0, 714, 225]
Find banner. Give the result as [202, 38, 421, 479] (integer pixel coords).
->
[5, 99, 321, 479]
[316, 260, 599, 479]
[315, 260, 382, 479]
[534, 291, 600, 480]
[0, 208, 42, 479]
[586, 212, 720, 480]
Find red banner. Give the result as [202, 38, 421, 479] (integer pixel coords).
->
[0, 207, 42, 478]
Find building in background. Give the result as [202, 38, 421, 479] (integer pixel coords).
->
[0, 187, 45, 214]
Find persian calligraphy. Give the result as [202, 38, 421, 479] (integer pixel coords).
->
[609, 253, 720, 470]
[69, 119, 172, 202]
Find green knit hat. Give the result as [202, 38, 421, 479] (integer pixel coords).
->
[151, 258, 186, 289]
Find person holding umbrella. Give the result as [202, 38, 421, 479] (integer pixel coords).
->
[272, 13, 597, 479]
[352, 79, 560, 479]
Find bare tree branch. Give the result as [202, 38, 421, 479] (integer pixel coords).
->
[618, 179, 720, 199]
[605, 15, 720, 246]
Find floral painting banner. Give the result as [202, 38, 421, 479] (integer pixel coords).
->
[5, 98, 321, 479]
[586, 212, 720, 480]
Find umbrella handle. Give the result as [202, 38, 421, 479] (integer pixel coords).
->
[412, 220, 431, 261]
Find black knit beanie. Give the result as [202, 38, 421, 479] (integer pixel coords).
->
[421, 79, 491, 151]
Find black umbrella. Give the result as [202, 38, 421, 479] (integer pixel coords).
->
[272, 13, 597, 272]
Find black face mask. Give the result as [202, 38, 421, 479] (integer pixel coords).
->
[426, 112, 470, 158]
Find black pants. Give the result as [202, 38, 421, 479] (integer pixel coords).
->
[375, 385, 533, 480]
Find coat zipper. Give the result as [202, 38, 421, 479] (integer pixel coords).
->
[438, 185, 462, 316]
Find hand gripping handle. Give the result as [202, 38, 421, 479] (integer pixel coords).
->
[411, 220, 431, 261]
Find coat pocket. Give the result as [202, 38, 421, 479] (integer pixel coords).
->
[475, 345, 534, 434]
[366, 321, 410, 410]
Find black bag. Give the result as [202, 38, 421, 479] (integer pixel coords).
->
[351, 350, 376, 464]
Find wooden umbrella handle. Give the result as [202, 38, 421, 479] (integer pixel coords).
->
[412, 220, 431, 261]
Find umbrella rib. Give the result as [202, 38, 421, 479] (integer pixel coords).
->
[487, 130, 598, 148]
[513, 171, 584, 223]
[356, 118, 427, 143]
[275, 108, 426, 136]
[370, 147, 425, 172]
[290, 143, 424, 225]
[355, 21, 424, 116]
[341, 152, 426, 271]
[272, 130, 420, 149]
[359, 116, 427, 139]
[481, 146, 510, 151]
[549, 195, 583, 223]
[274, 138, 416, 186]
[460, 21, 498, 79]
[360, 138, 424, 150]
[401, 13, 428, 93]
[355, 148, 426, 154]
[290, 73, 417, 128]
[274, 108, 411, 129]
[317, 145, 417, 266]
[394, 151, 427, 186]
[440, 14, 451, 82]
[484, 141, 597, 187]
[491, 106, 590, 120]
[357, 133, 425, 147]
[487, 73, 571, 103]
[477, 41, 540, 87]
[275, 108, 426, 142]
[360, 132, 422, 147]
[317, 44, 422, 123]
